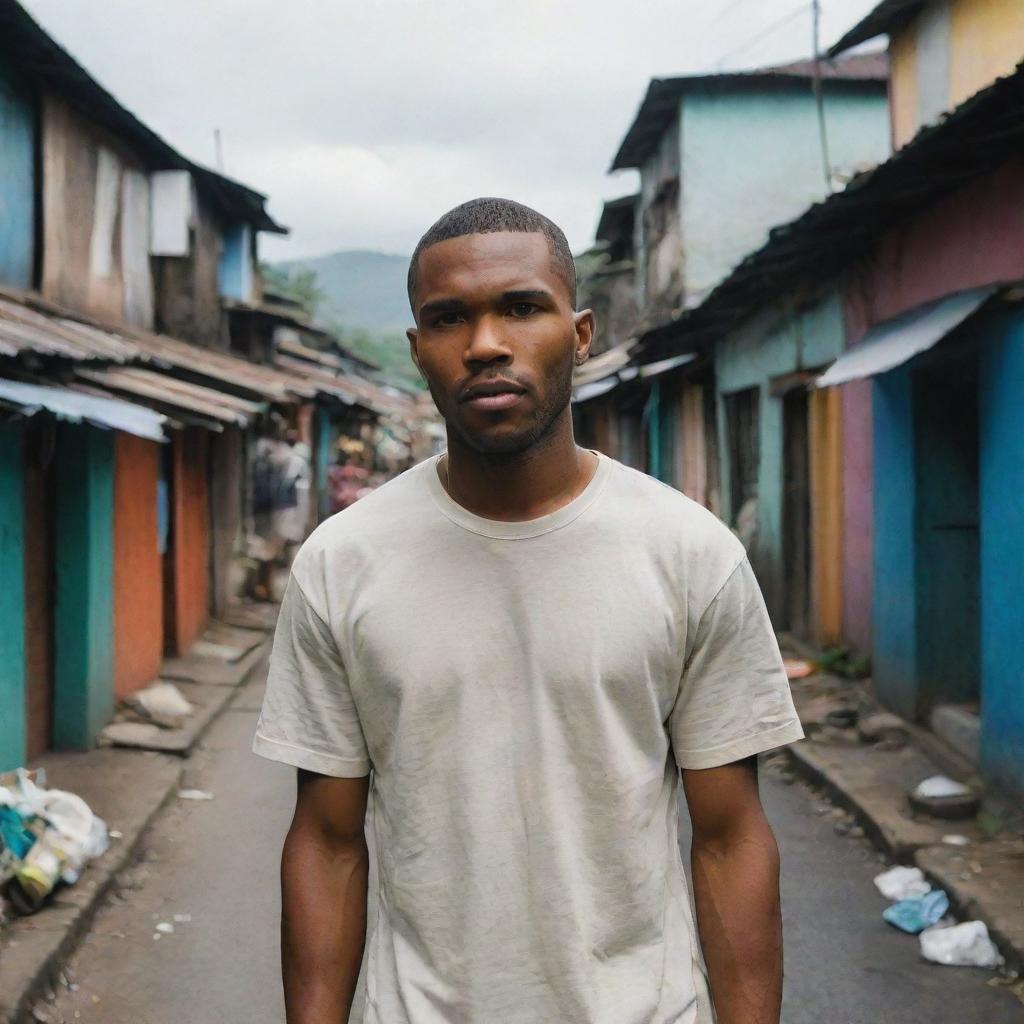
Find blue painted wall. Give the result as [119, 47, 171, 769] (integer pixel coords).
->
[219, 222, 254, 302]
[315, 405, 334, 521]
[0, 423, 26, 771]
[715, 291, 847, 616]
[871, 367, 918, 718]
[978, 310, 1024, 797]
[53, 425, 115, 749]
[0, 67, 36, 290]
[680, 86, 890, 302]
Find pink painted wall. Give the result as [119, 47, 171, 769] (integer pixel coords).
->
[837, 157, 1024, 660]
[844, 159, 1024, 335]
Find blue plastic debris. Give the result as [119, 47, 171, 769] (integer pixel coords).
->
[883, 889, 950, 934]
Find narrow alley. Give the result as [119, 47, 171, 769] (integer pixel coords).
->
[33, 670, 1022, 1023]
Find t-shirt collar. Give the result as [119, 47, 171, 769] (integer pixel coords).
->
[425, 450, 612, 540]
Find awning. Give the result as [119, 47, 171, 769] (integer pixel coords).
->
[814, 287, 997, 389]
[77, 367, 266, 427]
[572, 351, 696, 404]
[0, 378, 166, 441]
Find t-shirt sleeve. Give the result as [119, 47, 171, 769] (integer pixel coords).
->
[252, 573, 371, 778]
[669, 556, 804, 770]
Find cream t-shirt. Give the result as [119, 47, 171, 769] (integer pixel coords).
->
[254, 452, 804, 1024]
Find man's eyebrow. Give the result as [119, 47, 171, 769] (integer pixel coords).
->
[419, 297, 467, 318]
[502, 289, 552, 303]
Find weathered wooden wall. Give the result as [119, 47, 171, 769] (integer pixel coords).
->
[154, 192, 226, 348]
[41, 94, 154, 328]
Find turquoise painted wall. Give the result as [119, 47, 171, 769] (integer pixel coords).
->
[53, 425, 115, 749]
[871, 366, 918, 719]
[0, 67, 36, 290]
[714, 292, 847, 617]
[979, 311, 1024, 796]
[680, 87, 889, 301]
[0, 424, 26, 771]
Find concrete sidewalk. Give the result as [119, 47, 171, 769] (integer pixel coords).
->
[0, 616, 274, 1024]
[784, 672, 1024, 974]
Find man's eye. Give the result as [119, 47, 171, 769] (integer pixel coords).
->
[433, 313, 464, 327]
[509, 302, 538, 318]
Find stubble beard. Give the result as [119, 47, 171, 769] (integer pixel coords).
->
[435, 354, 575, 462]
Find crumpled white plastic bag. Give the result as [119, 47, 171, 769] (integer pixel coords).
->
[920, 921, 1004, 969]
[874, 865, 931, 901]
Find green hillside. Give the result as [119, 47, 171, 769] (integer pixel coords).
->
[269, 250, 421, 387]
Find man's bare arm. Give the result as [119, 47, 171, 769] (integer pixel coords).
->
[682, 757, 783, 1024]
[282, 769, 371, 1024]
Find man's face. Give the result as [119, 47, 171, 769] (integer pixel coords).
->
[408, 231, 593, 457]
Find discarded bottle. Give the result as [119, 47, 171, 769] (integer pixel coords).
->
[5, 829, 71, 915]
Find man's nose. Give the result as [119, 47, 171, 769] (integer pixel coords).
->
[464, 315, 512, 366]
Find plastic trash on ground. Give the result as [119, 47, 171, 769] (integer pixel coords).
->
[874, 865, 931, 901]
[883, 889, 950, 934]
[914, 776, 973, 800]
[0, 767, 109, 915]
[920, 921, 1004, 969]
[177, 789, 215, 801]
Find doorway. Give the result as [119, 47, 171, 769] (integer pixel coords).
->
[913, 350, 980, 708]
[22, 419, 56, 760]
[782, 388, 811, 638]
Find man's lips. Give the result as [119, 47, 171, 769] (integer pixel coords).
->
[459, 380, 528, 411]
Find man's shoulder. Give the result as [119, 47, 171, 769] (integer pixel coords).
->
[603, 457, 739, 542]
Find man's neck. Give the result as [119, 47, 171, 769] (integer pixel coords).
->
[440, 417, 597, 522]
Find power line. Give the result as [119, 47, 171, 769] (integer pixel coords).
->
[713, 3, 811, 69]
[709, 0, 757, 27]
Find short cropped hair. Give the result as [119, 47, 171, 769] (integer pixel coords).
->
[407, 197, 577, 311]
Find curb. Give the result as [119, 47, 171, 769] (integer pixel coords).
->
[783, 740, 1024, 973]
[1, 646, 270, 1024]
[0, 757, 183, 1024]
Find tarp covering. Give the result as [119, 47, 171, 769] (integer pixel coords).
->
[814, 286, 996, 389]
[0, 377, 166, 441]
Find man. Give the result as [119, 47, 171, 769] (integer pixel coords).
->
[254, 198, 804, 1024]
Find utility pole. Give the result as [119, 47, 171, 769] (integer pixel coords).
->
[811, 0, 834, 192]
[214, 128, 225, 173]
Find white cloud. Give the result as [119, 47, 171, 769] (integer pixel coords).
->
[23, 0, 883, 257]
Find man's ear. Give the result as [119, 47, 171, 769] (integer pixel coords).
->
[407, 328, 426, 382]
[573, 309, 595, 365]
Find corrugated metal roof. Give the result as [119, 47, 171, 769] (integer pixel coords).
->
[0, 377, 166, 441]
[0, 288, 350, 409]
[274, 352, 419, 420]
[77, 367, 266, 427]
[0, 296, 139, 361]
[828, 1, 924, 57]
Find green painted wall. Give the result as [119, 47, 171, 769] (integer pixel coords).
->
[53, 425, 115, 749]
[0, 423, 26, 771]
[714, 291, 847, 618]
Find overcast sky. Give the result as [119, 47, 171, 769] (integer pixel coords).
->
[23, 0, 882, 261]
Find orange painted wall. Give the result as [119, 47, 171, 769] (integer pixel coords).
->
[113, 433, 163, 699]
[168, 428, 209, 656]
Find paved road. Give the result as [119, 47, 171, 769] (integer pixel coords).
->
[48, 676, 1022, 1023]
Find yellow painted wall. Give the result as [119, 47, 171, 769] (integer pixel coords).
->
[949, 0, 1024, 109]
[889, 29, 920, 148]
[809, 388, 844, 648]
[890, 0, 1024, 149]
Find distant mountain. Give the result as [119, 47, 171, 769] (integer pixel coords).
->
[272, 249, 411, 335]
